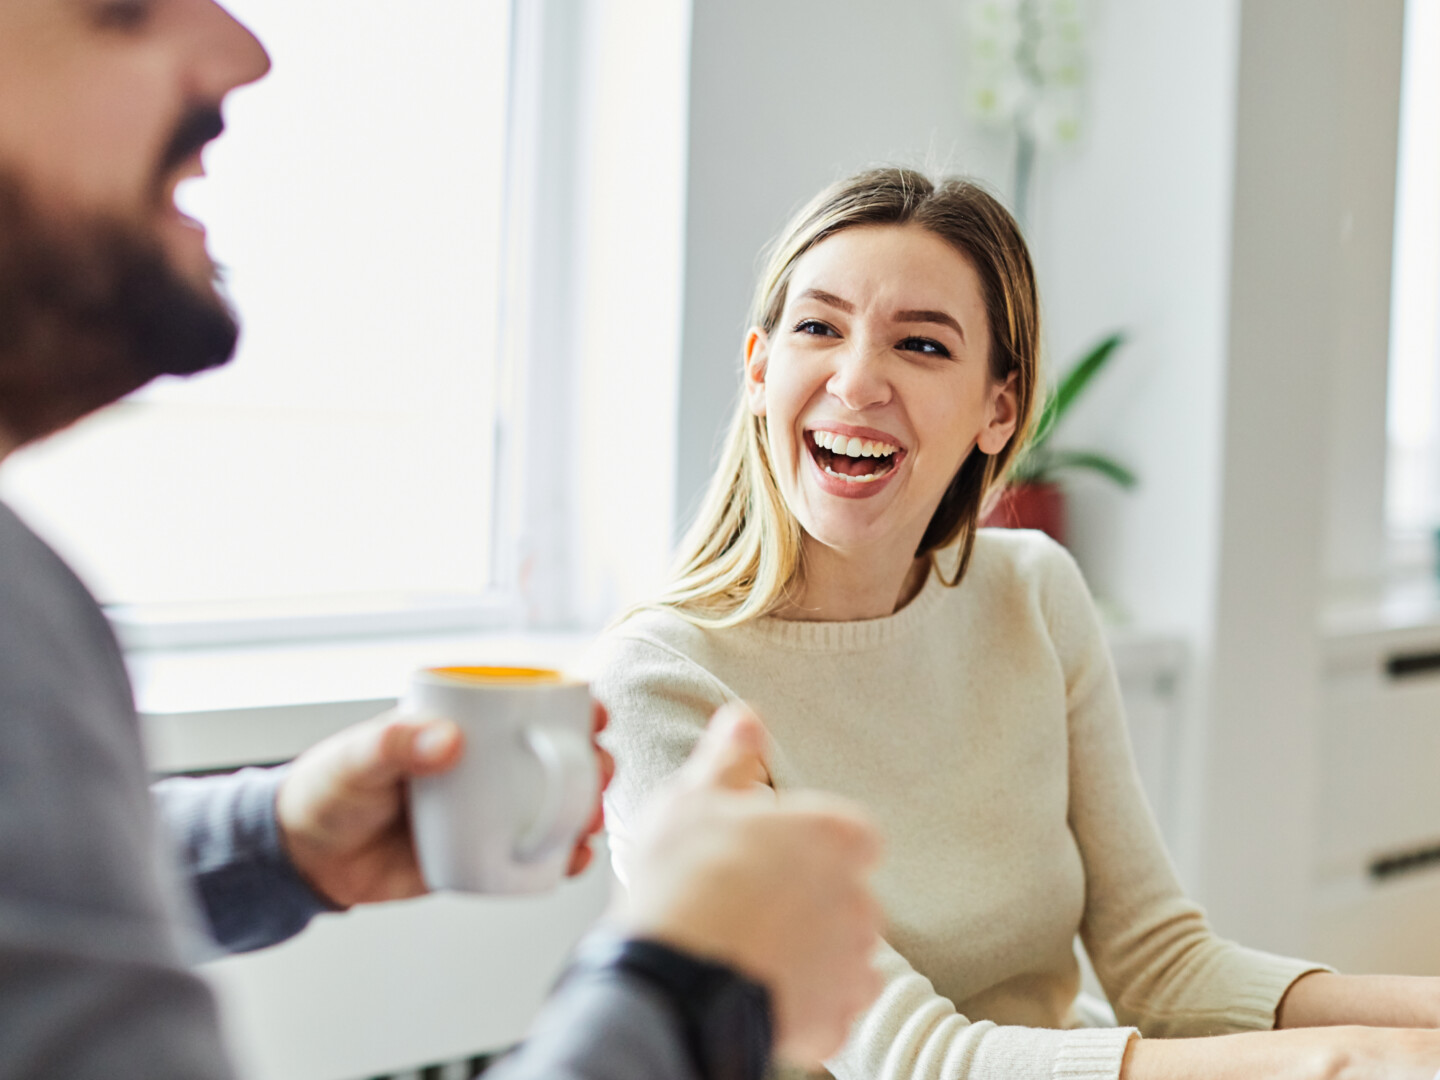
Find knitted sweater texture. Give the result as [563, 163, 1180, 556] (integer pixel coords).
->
[589, 529, 1324, 1080]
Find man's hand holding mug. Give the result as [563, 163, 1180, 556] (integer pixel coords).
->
[274, 672, 613, 908]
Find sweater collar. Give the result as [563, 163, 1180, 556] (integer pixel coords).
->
[746, 556, 954, 652]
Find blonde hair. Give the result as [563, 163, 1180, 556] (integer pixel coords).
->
[657, 168, 1041, 628]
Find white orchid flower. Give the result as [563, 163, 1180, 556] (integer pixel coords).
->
[1026, 88, 1084, 146]
[961, 0, 1089, 139]
[967, 69, 1029, 126]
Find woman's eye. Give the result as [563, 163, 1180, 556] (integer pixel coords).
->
[792, 319, 839, 338]
[898, 336, 951, 359]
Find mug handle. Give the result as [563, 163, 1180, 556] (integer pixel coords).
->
[514, 726, 599, 863]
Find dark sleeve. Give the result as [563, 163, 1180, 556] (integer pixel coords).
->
[152, 764, 332, 954]
[485, 965, 700, 1080]
[0, 502, 236, 1078]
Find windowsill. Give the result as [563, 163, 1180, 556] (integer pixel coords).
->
[1323, 573, 1440, 638]
[1322, 573, 1440, 677]
[110, 592, 517, 652]
[131, 629, 595, 774]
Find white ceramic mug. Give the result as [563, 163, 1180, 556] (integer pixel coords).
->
[406, 666, 598, 894]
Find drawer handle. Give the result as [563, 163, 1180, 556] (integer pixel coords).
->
[1370, 841, 1440, 881]
[1385, 650, 1440, 680]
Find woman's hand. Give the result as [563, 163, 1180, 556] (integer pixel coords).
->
[1122, 1026, 1440, 1080]
[1277, 972, 1440, 1030]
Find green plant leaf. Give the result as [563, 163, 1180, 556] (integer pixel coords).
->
[1046, 449, 1139, 488]
[1030, 331, 1126, 450]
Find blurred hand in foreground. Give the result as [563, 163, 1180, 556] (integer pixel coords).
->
[276, 703, 615, 907]
[617, 703, 885, 1065]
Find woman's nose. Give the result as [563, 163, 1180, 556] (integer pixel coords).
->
[825, 344, 891, 412]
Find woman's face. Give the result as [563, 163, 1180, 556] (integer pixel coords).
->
[745, 224, 1018, 560]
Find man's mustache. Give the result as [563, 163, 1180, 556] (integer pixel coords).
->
[160, 107, 225, 178]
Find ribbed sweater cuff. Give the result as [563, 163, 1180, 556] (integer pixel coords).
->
[1052, 1028, 1137, 1080]
[1218, 954, 1335, 1032]
[967, 1024, 1135, 1080]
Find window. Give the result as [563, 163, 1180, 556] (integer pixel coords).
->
[1388, 0, 1440, 556]
[0, 0, 512, 626]
[2, 0, 693, 643]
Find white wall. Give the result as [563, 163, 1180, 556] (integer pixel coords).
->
[1035, 1, 1241, 642]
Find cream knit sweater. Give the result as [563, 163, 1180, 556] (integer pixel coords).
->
[588, 530, 1324, 1080]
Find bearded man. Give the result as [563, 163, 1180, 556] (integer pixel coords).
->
[0, 3, 882, 1079]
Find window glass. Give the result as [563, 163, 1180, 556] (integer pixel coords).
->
[0, 0, 511, 609]
[1388, 0, 1440, 543]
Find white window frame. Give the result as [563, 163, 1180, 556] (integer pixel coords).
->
[112, 0, 691, 651]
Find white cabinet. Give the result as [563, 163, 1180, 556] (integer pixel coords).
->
[203, 868, 611, 1080]
[1312, 622, 1440, 974]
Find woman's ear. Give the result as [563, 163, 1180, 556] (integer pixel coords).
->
[743, 328, 769, 417]
[977, 371, 1020, 455]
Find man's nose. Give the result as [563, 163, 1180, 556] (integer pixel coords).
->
[825, 342, 892, 412]
[189, 0, 273, 102]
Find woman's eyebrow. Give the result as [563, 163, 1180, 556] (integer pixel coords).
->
[895, 309, 965, 343]
[796, 287, 855, 313]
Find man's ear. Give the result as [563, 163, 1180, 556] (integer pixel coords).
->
[977, 371, 1019, 456]
[743, 328, 769, 417]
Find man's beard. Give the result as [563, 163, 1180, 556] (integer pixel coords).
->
[0, 171, 239, 447]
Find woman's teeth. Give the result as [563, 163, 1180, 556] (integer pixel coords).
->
[822, 462, 888, 482]
[811, 430, 899, 458]
[808, 429, 899, 483]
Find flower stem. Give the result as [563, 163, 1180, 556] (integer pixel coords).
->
[1014, 128, 1035, 227]
[1012, 0, 1041, 228]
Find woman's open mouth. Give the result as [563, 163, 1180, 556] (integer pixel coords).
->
[805, 428, 904, 486]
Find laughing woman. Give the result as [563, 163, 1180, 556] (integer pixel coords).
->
[590, 168, 1440, 1080]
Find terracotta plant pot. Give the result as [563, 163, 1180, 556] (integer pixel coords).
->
[981, 482, 1067, 546]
